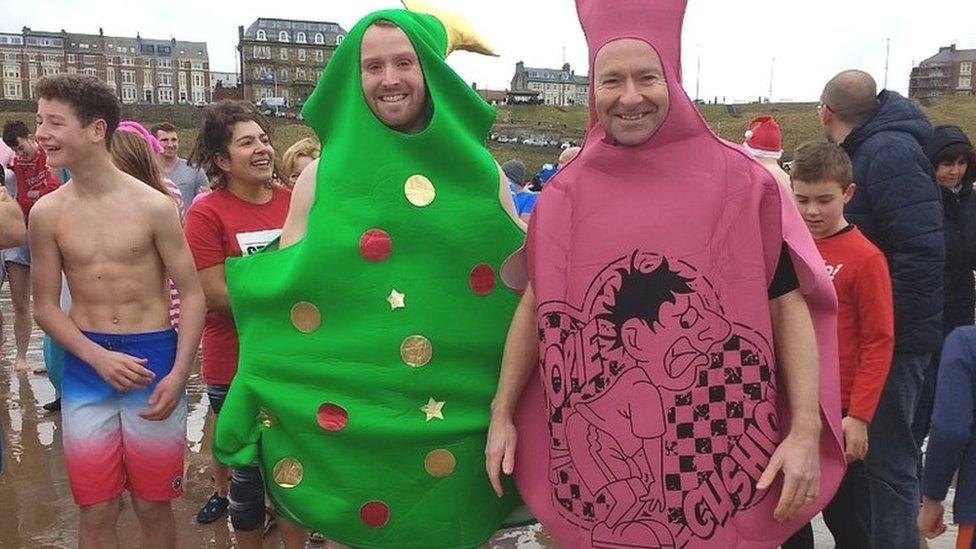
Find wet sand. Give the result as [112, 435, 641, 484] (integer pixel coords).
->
[0, 287, 954, 548]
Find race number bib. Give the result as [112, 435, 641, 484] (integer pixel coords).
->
[236, 229, 282, 257]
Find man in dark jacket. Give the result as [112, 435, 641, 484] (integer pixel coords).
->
[914, 126, 976, 447]
[820, 69, 943, 549]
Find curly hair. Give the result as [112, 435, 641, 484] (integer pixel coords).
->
[34, 75, 120, 148]
[188, 100, 275, 189]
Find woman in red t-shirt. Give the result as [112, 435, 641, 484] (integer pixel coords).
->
[183, 101, 305, 548]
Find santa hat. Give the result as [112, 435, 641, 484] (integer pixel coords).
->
[743, 115, 783, 160]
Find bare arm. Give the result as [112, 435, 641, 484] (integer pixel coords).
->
[140, 199, 206, 420]
[490, 285, 539, 418]
[770, 289, 821, 435]
[486, 285, 539, 496]
[152, 199, 205, 380]
[198, 264, 231, 315]
[30, 198, 154, 390]
[0, 188, 25, 248]
[758, 288, 822, 522]
[280, 158, 317, 248]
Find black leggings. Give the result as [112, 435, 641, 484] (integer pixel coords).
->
[207, 384, 266, 532]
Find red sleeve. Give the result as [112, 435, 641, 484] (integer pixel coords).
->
[848, 251, 895, 422]
[184, 202, 227, 271]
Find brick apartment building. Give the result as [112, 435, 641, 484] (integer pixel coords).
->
[238, 18, 347, 107]
[0, 26, 211, 105]
[909, 44, 976, 99]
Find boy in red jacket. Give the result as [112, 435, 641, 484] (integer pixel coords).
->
[791, 140, 895, 547]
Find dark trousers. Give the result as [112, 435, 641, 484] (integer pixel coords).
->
[823, 460, 872, 548]
[781, 523, 813, 549]
[865, 352, 929, 549]
[781, 462, 872, 549]
[912, 343, 944, 446]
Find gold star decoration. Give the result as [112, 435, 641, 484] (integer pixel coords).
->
[401, 0, 498, 57]
[420, 397, 445, 421]
[387, 289, 406, 310]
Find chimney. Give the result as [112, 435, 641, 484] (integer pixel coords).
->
[563, 62, 570, 72]
[99, 27, 103, 36]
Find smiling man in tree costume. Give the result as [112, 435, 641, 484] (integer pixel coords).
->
[211, 2, 525, 548]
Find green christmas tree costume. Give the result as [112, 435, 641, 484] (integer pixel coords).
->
[213, 7, 524, 548]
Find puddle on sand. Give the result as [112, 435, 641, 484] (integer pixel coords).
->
[0, 290, 551, 548]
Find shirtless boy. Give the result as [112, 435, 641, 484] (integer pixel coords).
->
[29, 74, 205, 549]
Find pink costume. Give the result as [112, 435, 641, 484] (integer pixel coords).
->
[512, 1, 845, 547]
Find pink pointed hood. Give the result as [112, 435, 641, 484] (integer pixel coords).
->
[511, 1, 845, 547]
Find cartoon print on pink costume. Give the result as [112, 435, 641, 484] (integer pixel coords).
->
[540, 252, 779, 548]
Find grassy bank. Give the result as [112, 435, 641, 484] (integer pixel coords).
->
[3, 96, 975, 176]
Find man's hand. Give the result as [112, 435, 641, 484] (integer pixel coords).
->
[485, 412, 518, 497]
[918, 498, 947, 539]
[140, 373, 185, 421]
[757, 428, 821, 522]
[842, 416, 869, 463]
[90, 349, 155, 391]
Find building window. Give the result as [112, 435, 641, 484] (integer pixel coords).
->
[298, 49, 306, 61]
[296, 32, 306, 44]
[280, 48, 288, 61]
[314, 50, 324, 63]
[3, 64, 20, 78]
[179, 72, 187, 88]
[29, 65, 38, 79]
[83, 67, 97, 77]
[4, 82, 22, 99]
[256, 29, 267, 41]
[66, 67, 77, 74]
[158, 59, 172, 69]
[121, 56, 134, 66]
[84, 54, 97, 64]
[28, 53, 36, 62]
[279, 68, 288, 82]
[106, 67, 115, 84]
[192, 61, 203, 70]
[192, 89, 205, 104]
[960, 77, 972, 89]
[122, 86, 136, 101]
[192, 72, 204, 88]
[253, 45, 271, 59]
[42, 66, 60, 76]
[158, 87, 174, 103]
[314, 33, 324, 44]
[336, 35, 345, 45]
[279, 31, 289, 42]
[144, 89, 153, 103]
[3, 52, 17, 62]
[159, 72, 173, 86]
[179, 91, 187, 102]
[144, 69, 152, 84]
[66, 53, 75, 63]
[962, 62, 973, 76]
[121, 70, 135, 84]
[296, 67, 306, 81]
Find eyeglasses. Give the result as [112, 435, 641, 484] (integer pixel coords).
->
[817, 102, 834, 114]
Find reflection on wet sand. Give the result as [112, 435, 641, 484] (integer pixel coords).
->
[0, 291, 548, 548]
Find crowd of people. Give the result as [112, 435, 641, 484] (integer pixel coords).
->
[0, 1, 974, 548]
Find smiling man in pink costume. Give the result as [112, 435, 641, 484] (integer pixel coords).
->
[485, 1, 845, 547]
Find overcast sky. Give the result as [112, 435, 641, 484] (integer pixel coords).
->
[5, 0, 973, 102]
